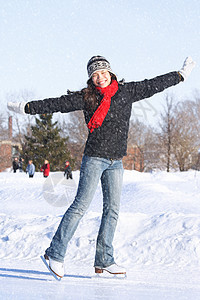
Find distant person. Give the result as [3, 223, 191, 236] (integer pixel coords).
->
[64, 161, 73, 179]
[26, 160, 35, 178]
[18, 157, 24, 172]
[7, 55, 195, 278]
[12, 158, 19, 173]
[41, 160, 50, 178]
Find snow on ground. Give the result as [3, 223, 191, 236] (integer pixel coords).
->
[1, 169, 200, 299]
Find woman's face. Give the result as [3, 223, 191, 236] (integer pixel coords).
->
[92, 69, 111, 88]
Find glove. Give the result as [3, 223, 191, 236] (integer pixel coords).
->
[7, 101, 27, 115]
[179, 56, 196, 81]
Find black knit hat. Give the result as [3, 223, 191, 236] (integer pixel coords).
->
[87, 55, 114, 78]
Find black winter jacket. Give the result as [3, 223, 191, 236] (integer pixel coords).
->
[25, 71, 183, 159]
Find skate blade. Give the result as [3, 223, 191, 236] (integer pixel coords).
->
[40, 255, 62, 281]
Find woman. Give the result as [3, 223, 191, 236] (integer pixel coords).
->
[41, 160, 50, 178]
[8, 55, 195, 278]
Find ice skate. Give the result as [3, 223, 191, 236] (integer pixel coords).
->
[41, 254, 64, 280]
[95, 263, 126, 278]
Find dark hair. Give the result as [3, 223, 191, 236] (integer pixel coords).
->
[82, 73, 117, 112]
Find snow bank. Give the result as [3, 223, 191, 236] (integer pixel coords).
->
[1, 170, 200, 299]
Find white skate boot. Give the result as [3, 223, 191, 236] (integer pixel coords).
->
[95, 263, 126, 275]
[44, 254, 64, 278]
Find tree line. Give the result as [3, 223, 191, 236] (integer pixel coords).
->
[1, 91, 200, 172]
[128, 93, 200, 172]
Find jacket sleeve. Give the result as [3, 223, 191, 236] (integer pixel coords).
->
[25, 91, 85, 115]
[125, 71, 183, 103]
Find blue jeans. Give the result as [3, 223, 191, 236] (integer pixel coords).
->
[45, 155, 124, 268]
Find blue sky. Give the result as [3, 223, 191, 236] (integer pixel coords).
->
[0, 0, 200, 125]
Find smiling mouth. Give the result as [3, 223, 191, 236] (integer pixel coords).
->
[98, 80, 107, 85]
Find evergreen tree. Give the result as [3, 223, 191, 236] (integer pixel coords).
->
[22, 114, 74, 171]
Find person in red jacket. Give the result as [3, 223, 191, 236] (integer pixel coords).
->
[41, 160, 50, 177]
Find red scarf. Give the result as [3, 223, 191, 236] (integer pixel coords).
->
[87, 80, 118, 133]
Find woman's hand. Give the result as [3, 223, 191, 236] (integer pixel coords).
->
[7, 102, 27, 114]
[179, 56, 196, 81]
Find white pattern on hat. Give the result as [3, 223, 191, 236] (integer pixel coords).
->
[87, 56, 114, 78]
